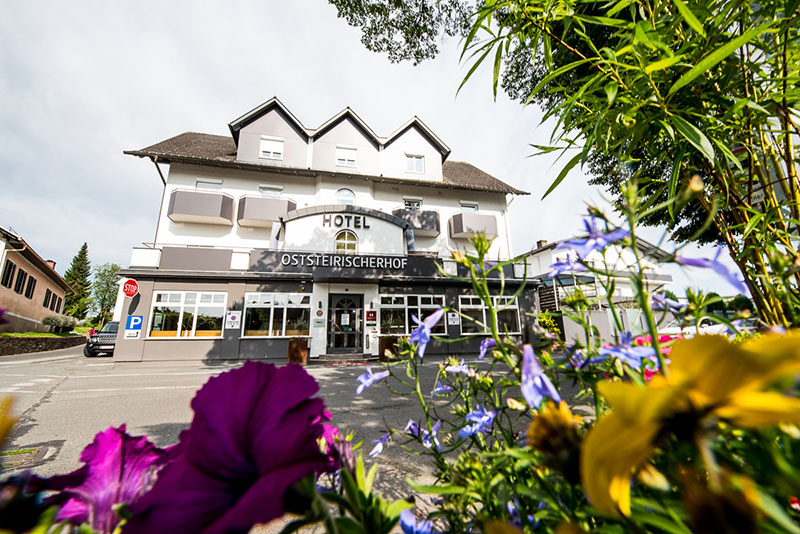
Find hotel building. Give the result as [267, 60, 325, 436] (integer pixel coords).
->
[114, 98, 537, 362]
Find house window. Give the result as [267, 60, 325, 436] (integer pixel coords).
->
[259, 184, 283, 197]
[335, 230, 357, 255]
[403, 197, 423, 210]
[24, 276, 37, 299]
[336, 147, 357, 167]
[13, 269, 28, 295]
[336, 188, 355, 206]
[43, 288, 52, 308]
[460, 201, 479, 213]
[1, 259, 15, 288]
[242, 293, 311, 337]
[196, 178, 223, 190]
[53, 297, 62, 314]
[378, 295, 446, 336]
[458, 295, 521, 335]
[259, 137, 284, 160]
[406, 155, 424, 173]
[148, 291, 227, 338]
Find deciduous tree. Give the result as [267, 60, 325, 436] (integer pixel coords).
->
[92, 263, 121, 326]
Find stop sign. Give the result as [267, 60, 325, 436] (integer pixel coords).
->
[123, 279, 139, 298]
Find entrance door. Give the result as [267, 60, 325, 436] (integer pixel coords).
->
[327, 294, 363, 354]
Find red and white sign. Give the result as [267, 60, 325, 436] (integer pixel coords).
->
[122, 279, 139, 298]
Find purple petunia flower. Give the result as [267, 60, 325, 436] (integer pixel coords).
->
[598, 332, 658, 370]
[122, 361, 331, 534]
[0, 308, 7, 325]
[29, 425, 179, 534]
[676, 248, 748, 294]
[404, 419, 420, 437]
[556, 218, 630, 259]
[368, 432, 390, 458]
[548, 253, 588, 278]
[478, 338, 496, 360]
[410, 308, 445, 358]
[421, 420, 442, 451]
[356, 365, 389, 395]
[520, 345, 561, 408]
[445, 359, 469, 374]
[431, 380, 453, 397]
[400, 509, 437, 534]
[458, 405, 496, 438]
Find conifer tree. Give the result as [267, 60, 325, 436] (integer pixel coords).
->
[63, 243, 91, 319]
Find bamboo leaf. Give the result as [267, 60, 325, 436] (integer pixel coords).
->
[458, 44, 495, 95]
[525, 58, 592, 104]
[492, 42, 503, 100]
[645, 54, 684, 73]
[742, 212, 763, 238]
[672, 0, 706, 37]
[542, 150, 584, 199]
[669, 22, 771, 94]
[605, 81, 618, 104]
[668, 145, 685, 219]
[671, 115, 715, 163]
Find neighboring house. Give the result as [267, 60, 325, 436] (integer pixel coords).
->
[521, 237, 673, 341]
[116, 97, 535, 362]
[0, 227, 71, 333]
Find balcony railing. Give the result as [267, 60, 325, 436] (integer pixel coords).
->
[167, 189, 234, 226]
[237, 196, 296, 228]
[391, 208, 441, 237]
[448, 212, 498, 239]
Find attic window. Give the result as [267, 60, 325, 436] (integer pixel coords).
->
[336, 147, 357, 167]
[460, 201, 479, 213]
[260, 137, 284, 160]
[196, 178, 222, 190]
[406, 155, 424, 173]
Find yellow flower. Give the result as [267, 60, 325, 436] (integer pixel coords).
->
[581, 333, 800, 516]
[0, 396, 16, 448]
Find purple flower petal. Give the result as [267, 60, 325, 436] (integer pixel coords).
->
[556, 218, 630, 259]
[478, 338, 496, 359]
[676, 248, 748, 294]
[123, 361, 329, 534]
[409, 308, 444, 358]
[520, 345, 561, 408]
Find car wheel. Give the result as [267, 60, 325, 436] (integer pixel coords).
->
[83, 346, 95, 358]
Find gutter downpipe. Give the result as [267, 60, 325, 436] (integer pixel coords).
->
[151, 156, 167, 249]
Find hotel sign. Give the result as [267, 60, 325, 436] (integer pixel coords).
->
[249, 249, 440, 279]
[280, 252, 407, 270]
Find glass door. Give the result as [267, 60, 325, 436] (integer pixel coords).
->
[327, 294, 363, 353]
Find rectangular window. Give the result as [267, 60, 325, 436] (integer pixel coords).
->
[24, 276, 37, 299]
[195, 178, 223, 190]
[378, 294, 445, 336]
[148, 291, 227, 338]
[259, 137, 284, 160]
[460, 201, 479, 213]
[406, 155, 424, 173]
[403, 197, 423, 210]
[458, 295, 521, 335]
[259, 184, 283, 197]
[242, 293, 310, 337]
[13, 269, 28, 295]
[43, 288, 52, 308]
[53, 297, 62, 314]
[336, 147, 357, 167]
[1, 259, 16, 289]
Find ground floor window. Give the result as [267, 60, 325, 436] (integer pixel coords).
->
[243, 293, 310, 337]
[149, 291, 226, 338]
[458, 295, 521, 335]
[378, 294, 445, 335]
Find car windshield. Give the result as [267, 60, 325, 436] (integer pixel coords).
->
[100, 323, 118, 334]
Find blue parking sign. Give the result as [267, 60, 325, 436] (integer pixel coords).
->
[126, 315, 143, 330]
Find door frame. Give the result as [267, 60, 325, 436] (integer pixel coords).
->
[326, 293, 364, 354]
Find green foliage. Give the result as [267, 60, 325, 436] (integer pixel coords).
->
[92, 263, 121, 326]
[64, 243, 91, 319]
[730, 294, 755, 313]
[42, 314, 78, 330]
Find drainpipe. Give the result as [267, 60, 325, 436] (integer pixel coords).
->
[151, 157, 167, 248]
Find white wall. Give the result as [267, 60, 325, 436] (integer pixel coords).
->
[382, 125, 443, 180]
[283, 215, 405, 255]
[236, 108, 308, 168]
[311, 118, 381, 175]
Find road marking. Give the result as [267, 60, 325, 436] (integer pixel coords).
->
[85, 363, 114, 367]
[0, 389, 35, 393]
[69, 371, 226, 379]
[12, 383, 35, 387]
[31, 378, 54, 383]
[0, 355, 79, 366]
[55, 385, 202, 394]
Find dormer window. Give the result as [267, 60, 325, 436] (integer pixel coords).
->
[196, 178, 222, 190]
[259, 184, 283, 198]
[336, 146, 357, 167]
[460, 201, 479, 213]
[406, 155, 424, 173]
[259, 137, 284, 160]
[336, 188, 355, 206]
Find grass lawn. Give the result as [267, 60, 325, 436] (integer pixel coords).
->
[0, 332, 82, 338]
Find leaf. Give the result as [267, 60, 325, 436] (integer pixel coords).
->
[524, 58, 593, 105]
[364, 463, 378, 495]
[384, 499, 413, 519]
[672, 0, 706, 37]
[645, 55, 684, 73]
[542, 150, 584, 199]
[485, 520, 524, 534]
[333, 516, 367, 534]
[605, 81, 618, 104]
[669, 22, 771, 94]
[671, 115, 715, 163]
[458, 43, 496, 96]
[754, 486, 800, 534]
[492, 43, 503, 100]
[607, 0, 633, 16]
[667, 145, 685, 219]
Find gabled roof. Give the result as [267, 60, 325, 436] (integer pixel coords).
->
[385, 116, 450, 159]
[528, 235, 671, 260]
[0, 227, 72, 293]
[124, 132, 528, 195]
[311, 107, 382, 149]
[228, 97, 309, 144]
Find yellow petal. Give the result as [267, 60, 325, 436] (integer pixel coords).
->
[715, 391, 800, 428]
[0, 396, 16, 448]
[598, 380, 685, 426]
[581, 412, 658, 516]
[484, 520, 523, 534]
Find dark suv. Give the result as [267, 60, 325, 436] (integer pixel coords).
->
[84, 321, 119, 357]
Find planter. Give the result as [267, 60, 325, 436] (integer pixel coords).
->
[288, 338, 309, 365]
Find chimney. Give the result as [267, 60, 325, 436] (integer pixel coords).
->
[536, 240, 548, 249]
[45, 260, 56, 270]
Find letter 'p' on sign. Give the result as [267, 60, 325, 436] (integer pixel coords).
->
[126, 315, 143, 331]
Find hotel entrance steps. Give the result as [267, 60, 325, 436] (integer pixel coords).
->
[313, 354, 379, 364]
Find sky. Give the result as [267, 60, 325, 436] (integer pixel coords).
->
[0, 0, 742, 297]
